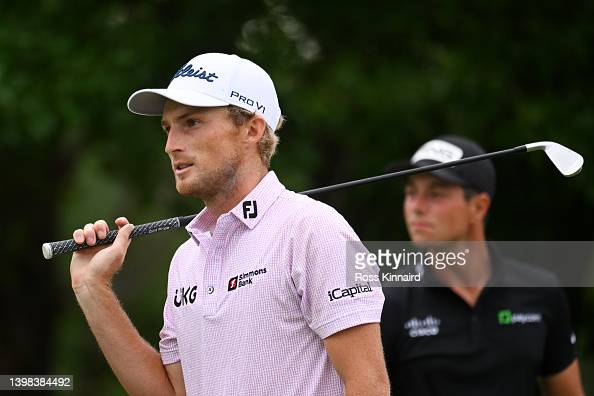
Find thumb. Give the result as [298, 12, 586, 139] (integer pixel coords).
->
[112, 223, 134, 251]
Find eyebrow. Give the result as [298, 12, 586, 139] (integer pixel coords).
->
[404, 179, 454, 189]
[161, 109, 207, 126]
[429, 181, 452, 188]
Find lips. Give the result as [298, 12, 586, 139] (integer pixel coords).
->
[173, 161, 194, 175]
[411, 222, 433, 230]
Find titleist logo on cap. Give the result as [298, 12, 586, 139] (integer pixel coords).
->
[172, 64, 219, 82]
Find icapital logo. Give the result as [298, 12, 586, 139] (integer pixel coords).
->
[227, 268, 267, 291]
[404, 315, 441, 338]
[497, 309, 542, 325]
[327, 283, 373, 301]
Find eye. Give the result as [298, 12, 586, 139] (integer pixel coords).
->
[161, 125, 170, 135]
[186, 118, 200, 128]
[429, 189, 446, 198]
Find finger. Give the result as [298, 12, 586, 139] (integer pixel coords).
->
[94, 220, 109, 240]
[73, 229, 85, 244]
[112, 223, 134, 251]
[83, 223, 96, 246]
[115, 217, 129, 229]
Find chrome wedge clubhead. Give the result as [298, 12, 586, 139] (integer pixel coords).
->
[525, 141, 584, 177]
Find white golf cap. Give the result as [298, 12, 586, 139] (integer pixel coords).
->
[127, 53, 282, 130]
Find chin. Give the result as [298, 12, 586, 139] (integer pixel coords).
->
[410, 230, 434, 242]
[175, 180, 198, 197]
[411, 239, 434, 249]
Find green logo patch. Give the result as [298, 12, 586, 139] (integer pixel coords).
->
[498, 309, 512, 325]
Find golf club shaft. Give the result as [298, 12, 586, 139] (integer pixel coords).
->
[301, 145, 526, 194]
[42, 145, 526, 259]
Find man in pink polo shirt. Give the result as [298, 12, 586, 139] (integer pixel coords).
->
[69, 53, 389, 395]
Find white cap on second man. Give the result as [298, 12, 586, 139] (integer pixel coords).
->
[127, 53, 282, 130]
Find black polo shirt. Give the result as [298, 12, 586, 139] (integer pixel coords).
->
[381, 248, 577, 396]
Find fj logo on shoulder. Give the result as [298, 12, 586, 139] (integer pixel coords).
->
[242, 200, 258, 219]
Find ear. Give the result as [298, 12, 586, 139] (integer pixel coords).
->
[470, 192, 491, 224]
[243, 115, 267, 144]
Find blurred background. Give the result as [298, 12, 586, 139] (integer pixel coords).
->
[1, 0, 592, 394]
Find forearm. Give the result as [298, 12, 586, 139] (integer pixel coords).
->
[344, 374, 390, 396]
[75, 282, 175, 396]
[325, 323, 390, 396]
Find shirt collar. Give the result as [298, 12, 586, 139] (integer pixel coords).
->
[185, 171, 285, 234]
[229, 170, 285, 229]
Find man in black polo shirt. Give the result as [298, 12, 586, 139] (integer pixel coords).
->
[381, 135, 585, 395]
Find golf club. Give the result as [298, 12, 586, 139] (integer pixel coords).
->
[42, 141, 583, 259]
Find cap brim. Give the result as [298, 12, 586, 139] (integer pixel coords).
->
[127, 88, 230, 116]
[385, 159, 469, 186]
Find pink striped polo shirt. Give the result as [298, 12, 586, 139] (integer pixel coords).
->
[159, 171, 384, 395]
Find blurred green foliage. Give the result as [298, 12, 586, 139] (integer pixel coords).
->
[1, 0, 592, 394]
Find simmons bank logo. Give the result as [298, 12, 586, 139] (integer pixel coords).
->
[228, 268, 267, 291]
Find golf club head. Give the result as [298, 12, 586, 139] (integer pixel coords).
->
[525, 141, 584, 177]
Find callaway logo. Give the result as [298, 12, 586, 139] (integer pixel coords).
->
[174, 285, 198, 307]
[172, 64, 219, 82]
[242, 200, 258, 219]
[497, 309, 542, 325]
[327, 283, 373, 301]
[228, 268, 267, 291]
[404, 315, 441, 337]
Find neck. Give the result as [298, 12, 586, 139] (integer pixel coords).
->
[431, 227, 491, 307]
[203, 163, 268, 218]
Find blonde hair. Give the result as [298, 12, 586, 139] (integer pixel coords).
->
[227, 105, 284, 168]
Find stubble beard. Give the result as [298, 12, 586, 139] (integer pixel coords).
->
[176, 150, 242, 202]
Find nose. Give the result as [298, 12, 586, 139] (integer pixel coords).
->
[406, 193, 429, 216]
[164, 126, 183, 155]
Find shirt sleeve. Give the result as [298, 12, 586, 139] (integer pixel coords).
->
[159, 254, 181, 365]
[540, 287, 577, 376]
[290, 201, 385, 339]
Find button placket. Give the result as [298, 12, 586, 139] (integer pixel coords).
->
[202, 215, 232, 316]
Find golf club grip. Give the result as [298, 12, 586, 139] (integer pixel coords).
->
[42, 217, 185, 259]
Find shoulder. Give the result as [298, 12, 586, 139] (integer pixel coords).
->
[380, 287, 412, 345]
[276, 190, 354, 231]
[497, 256, 561, 288]
[169, 237, 198, 273]
[381, 287, 410, 319]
